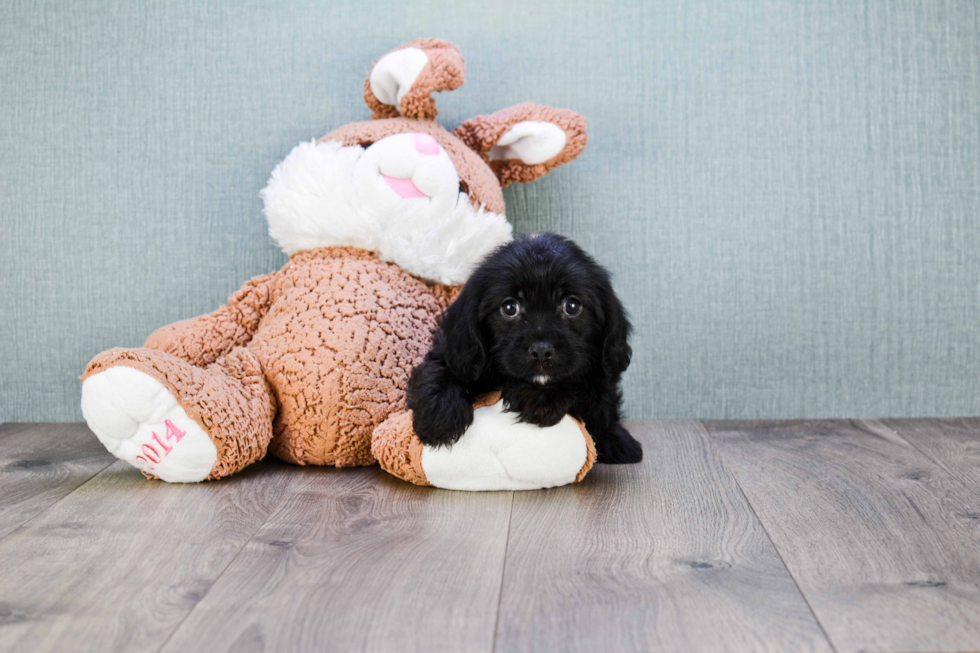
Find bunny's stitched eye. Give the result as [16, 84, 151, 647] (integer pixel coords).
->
[501, 298, 521, 318]
[563, 297, 582, 317]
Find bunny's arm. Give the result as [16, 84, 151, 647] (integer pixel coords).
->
[144, 273, 278, 367]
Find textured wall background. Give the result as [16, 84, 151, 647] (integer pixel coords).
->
[2, 0, 979, 422]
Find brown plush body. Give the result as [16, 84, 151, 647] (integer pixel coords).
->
[83, 248, 455, 478]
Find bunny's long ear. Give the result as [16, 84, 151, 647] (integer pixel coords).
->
[364, 38, 465, 120]
[454, 103, 587, 187]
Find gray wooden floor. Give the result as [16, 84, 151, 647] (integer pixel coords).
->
[1, 420, 979, 653]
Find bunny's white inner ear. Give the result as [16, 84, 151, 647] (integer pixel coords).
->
[369, 47, 428, 112]
[488, 121, 567, 164]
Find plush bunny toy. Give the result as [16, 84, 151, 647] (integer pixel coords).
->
[80, 38, 595, 490]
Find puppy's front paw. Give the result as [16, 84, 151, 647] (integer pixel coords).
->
[514, 402, 567, 428]
[502, 387, 570, 428]
[595, 423, 643, 464]
[411, 387, 474, 448]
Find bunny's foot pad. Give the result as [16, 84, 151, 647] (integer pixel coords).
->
[81, 366, 218, 482]
[372, 392, 596, 491]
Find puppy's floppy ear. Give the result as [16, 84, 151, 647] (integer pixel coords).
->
[438, 279, 489, 383]
[599, 287, 633, 377]
[364, 38, 465, 120]
[454, 103, 587, 187]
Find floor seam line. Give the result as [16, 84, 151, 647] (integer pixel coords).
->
[700, 420, 840, 653]
[153, 471, 304, 653]
[490, 491, 515, 653]
[875, 419, 969, 485]
[0, 457, 117, 546]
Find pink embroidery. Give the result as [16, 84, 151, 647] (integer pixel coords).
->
[135, 420, 188, 472]
[141, 443, 161, 464]
[165, 420, 186, 443]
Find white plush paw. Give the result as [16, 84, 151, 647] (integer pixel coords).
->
[80, 367, 217, 483]
[420, 402, 588, 491]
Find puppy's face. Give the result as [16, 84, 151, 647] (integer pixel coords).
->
[480, 237, 605, 385]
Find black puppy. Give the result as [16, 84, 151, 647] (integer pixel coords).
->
[407, 232, 642, 464]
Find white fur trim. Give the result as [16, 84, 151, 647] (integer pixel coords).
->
[369, 47, 428, 112]
[81, 368, 217, 483]
[489, 121, 567, 164]
[420, 402, 587, 491]
[261, 138, 512, 285]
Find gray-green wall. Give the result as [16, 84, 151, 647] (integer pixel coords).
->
[3, 0, 979, 422]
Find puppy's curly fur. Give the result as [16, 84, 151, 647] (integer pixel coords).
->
[408, 232, 642, 464]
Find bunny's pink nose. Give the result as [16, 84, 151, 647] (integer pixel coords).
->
[413, 133, 440, 155]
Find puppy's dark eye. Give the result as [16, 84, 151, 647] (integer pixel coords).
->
[501, 298, 521, 318]
[458, 180, 469, 195]
[563, 297, 582, 317]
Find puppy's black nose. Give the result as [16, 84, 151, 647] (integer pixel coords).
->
[529, 342, 555, 361]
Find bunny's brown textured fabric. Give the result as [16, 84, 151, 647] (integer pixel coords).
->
[454, 103, 589, 187]
[371, 409, 430, 486]
[260, 248, 456, 466]
[363, 38, 465, 121]
[84, 247, 457, 474]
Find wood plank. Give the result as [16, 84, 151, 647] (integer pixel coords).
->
[0, 454, 298, 653]
[161, 466, 513, 653]
[494, 421, 832, 653]
[882, 417, 980, 490]
[705, 419, 980, 653]
[0, 423, 115, 540]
